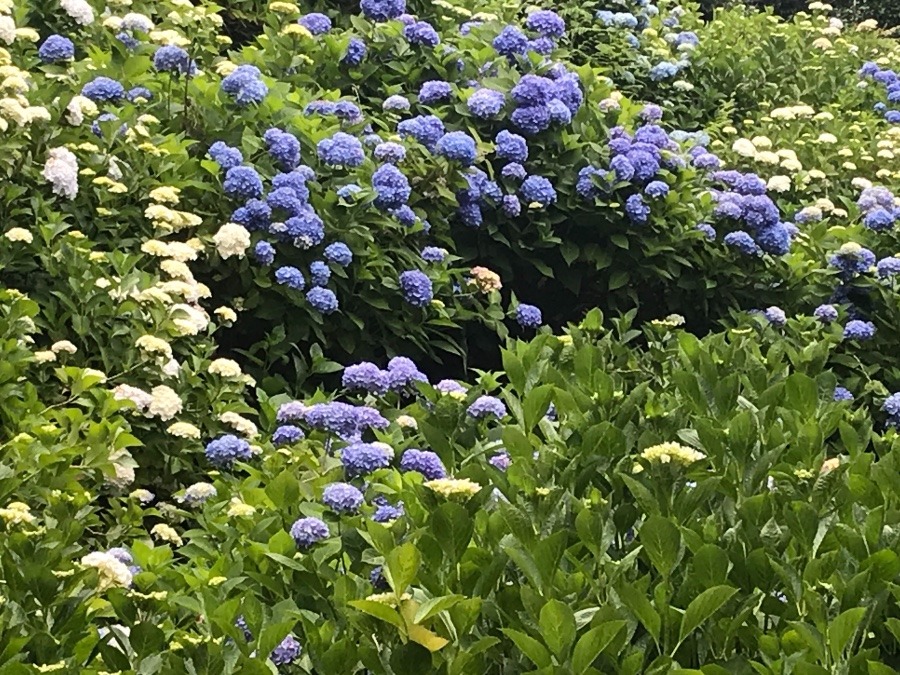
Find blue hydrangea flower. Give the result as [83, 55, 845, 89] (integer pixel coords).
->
[209, 141, 244, 171]
[877, 257, 900, 278]
[833, 386, 854, 402]
[645, 181, 669, 199]
[696, 223, 716, 240]
[91, 113, 126, 138]
[307, 287, 339, 314]
[639, 104, 663, 122]
[370, 566, 389, 589]
[275, 266, 306, 290]
[234, 79, 269, 106]
[421, 246, 447, 262]
[264, 128, 301, 169]
[526, 9, 565, 37]
[399, 270, 433, 306]
[723, 231, 760, 256]
[756, 223, 791, 256]
[38, 35, 75, 63]
[386, 356, 427, 391]
[82, 76, 125, 102]
[127, 86, 152, 102]
[117, 32, 139, 50]
[468, 88, 506, 118]
[511, 74, 556, 107]
[548, 98, 572, 124]
[516, 304, 542, 328]
[392, 205, 417, 226]
[373, 501, 405, 522]
[221, 65, 268, 105]
[272, 425, 304, 446]
[342, 37, 367, 65]
[763, 306, 786, 326]
[360, 0, 405, 21]
[400, 449, 446, 479]
[337, 184, 362, 201]
[343, 362, 388, 394]
[373, 164, 411, 209]
[324, 242, 353, 266]
[468, 395, 507, 420]
[625, 194, 650, 224]
[342, 442, 393, 477]
[883, 393, 900, 425]
[418, 80, 452, 104]
[317, 132, 365, 168]
[302, 401, 388, 439]
[270, 635, 302, 666]
[843, 320, 876, 341]
[863, 207, 895, 231]
[814, 304, 838, 322]
[298, 12, 331, 34]
[828, 245, 876, 279]
[435, 131, 477, 165]
[495, 130, 528, 163]
[493, 25, 528, 56]
[383, 95, 410, 111]
[290, 517, 329, 549]
[398, 115, 445, 149]
[404, 21, 440, 47]
[322, 482, 364, 514]
[308, 260, 331, 287]
[435, 379, 466, 396]
[106, 547, 133, 564]
[205, 434, 252, 468]
[254, 241, 275, 266]
[489, 452, 511, 470]
[374, 142, 406, 164]
[223, 166, 263, 199]
[153, 45, 197, 75]
[501, 194, 521, 217]
[520, 175, 556, 207]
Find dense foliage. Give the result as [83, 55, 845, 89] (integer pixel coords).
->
[4, 0, 900, 672]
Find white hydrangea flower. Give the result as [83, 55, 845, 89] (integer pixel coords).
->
[219, 411, 258, 437]
[167, 422, 201, 439]
[4, 227, 32, 242]
[208, 358, 242, 378]
[42, 147, 79, 199]
[731, 138, 757, 157]
[113, 384, 153, 412]
[0, 16, 14, 44]
[50, 340, 77, 354]
[60, 0, 95, 25]
[213, 223, 251, 259]
[80, 552, 132, 590]
[766, 175, 792, 193]
[149, 385, 183, 420]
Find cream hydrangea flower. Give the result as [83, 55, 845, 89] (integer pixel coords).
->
[424, 478, 482, 499]
[80, 552, 132, 590]
[151, 523, 183, 546]
[208, 358, 242, 378]
[227, 497, 256, 517]
[213, 223, 251, 259]
[149, 385, 183, 420]
[135, 335, 173, 360]
[51, 340, 77, 354]
[638, 442, 706, 466]
[0, 501, 35, 525]
[167, 422, 201, 439]
[4, 227, 32, 242]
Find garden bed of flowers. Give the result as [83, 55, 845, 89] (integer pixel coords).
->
[4, 0, 900, 671]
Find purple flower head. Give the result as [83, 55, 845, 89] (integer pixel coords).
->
[435, 379, 466, 396]
[418, 80, 452, 104]
[276, 401, 307, 423]
[577, 165, 604, 199]
[322, 482, 365, 514]
[843, 320, 876, 341]
[153, 45, 197, 75]
[639, 104, 663, 122]
[310, 260, 331, 286]
[223, 166, 263, 199]
[763, 306, 786, 326]
[877, 257, 900, 278]
[696, 223, 716, 240]
[275, 266, 306, 290]
[502, 195, 521, 217]
[264, 128, 301, 169]
[272, 425, 304, 446]
[421, 246, 447, 262]
[756, 223, 791, 256]
[205, 434, 252, 468]
[467, 395, 507, 420]
[373, 501, 405, 522]
[387, 356, 428, 391]
[493, 25, 528, 55]
[468, 88, 506, 118]
[299, 12, 331, 34]
[303, 401, 389, 440]
[360, 0, 405, 21]
[398, 115, 445, 149]
[400, 449, 446, 479]
[324, 242, 353, 266]
[520, 175, 556, 207]
[38, 35, 75, 63]
[489, 452, 511, 471]
[383, 95, 410, 111]
[106, 547, 133, 565]
[883, 393, 900, 424]
[436, 131, 477, 165]
[82, 76, 125, 102]
[208, 142, 243, 170]
[399, 270, 433, 306]
[828, 245, 876, 280]
[813, 304, 838, 323]
[723, 231, 760, 256]
[271, 635, 302, 666]
[516, 303, 542, 328]
[510, 105, 551, 135]
[625, 194, 650, 224]
[511, 74, 556, 107]
[526, 9, 565, 37]
[373, 164, 411, 209]
[404, 21, 440, 47]
[495, 130, 528, 162]
[306, 287, 339, 314]
[317, 132, 365, 168]
[645, 181, 669, 199]
[342, 442, 393, 477]
[343, 362, 388, 394]
[343, 37, 367, 65]
[834, 386, 854, 402]
[290, 517, 329, 549]
[374, 142, 406, 164]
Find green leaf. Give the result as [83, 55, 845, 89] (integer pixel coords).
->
[501, 629, 551, 668]
[639, 515, 681, 577]
[385, 542, 421, 594]
[539, 599, 576, 658]
[129, 622, 165, 653]
[828, 607, 866, 663]
[678, 586, 737, 643]
[348, 600, 405, 630]
[572, 621, 627, 674]
[431, 503, 473, 564]
[616, 582, 660, 645]
[413, 595, 465, 624]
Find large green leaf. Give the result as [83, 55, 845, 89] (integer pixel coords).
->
[572, 621, 627, 674]
[639, 515, 681, 577]
[539, 599, 576, 658]
[678, 586, 737, 644]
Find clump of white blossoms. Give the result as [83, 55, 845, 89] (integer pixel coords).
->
[60, 0, 95, 25]
[42, 147, 79, 199]
[213, 223, 251, 259]
[151, 523, 183, 546]
[80, 551, 133, 591]
[148, 385, 183, 420]
[636, 442, 706, 469]
[208, 358, 242, 379]
[0, 501, 35, 525]
[425, 477, 482, 499]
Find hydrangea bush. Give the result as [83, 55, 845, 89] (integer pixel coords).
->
[5, 0, 900, 671]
